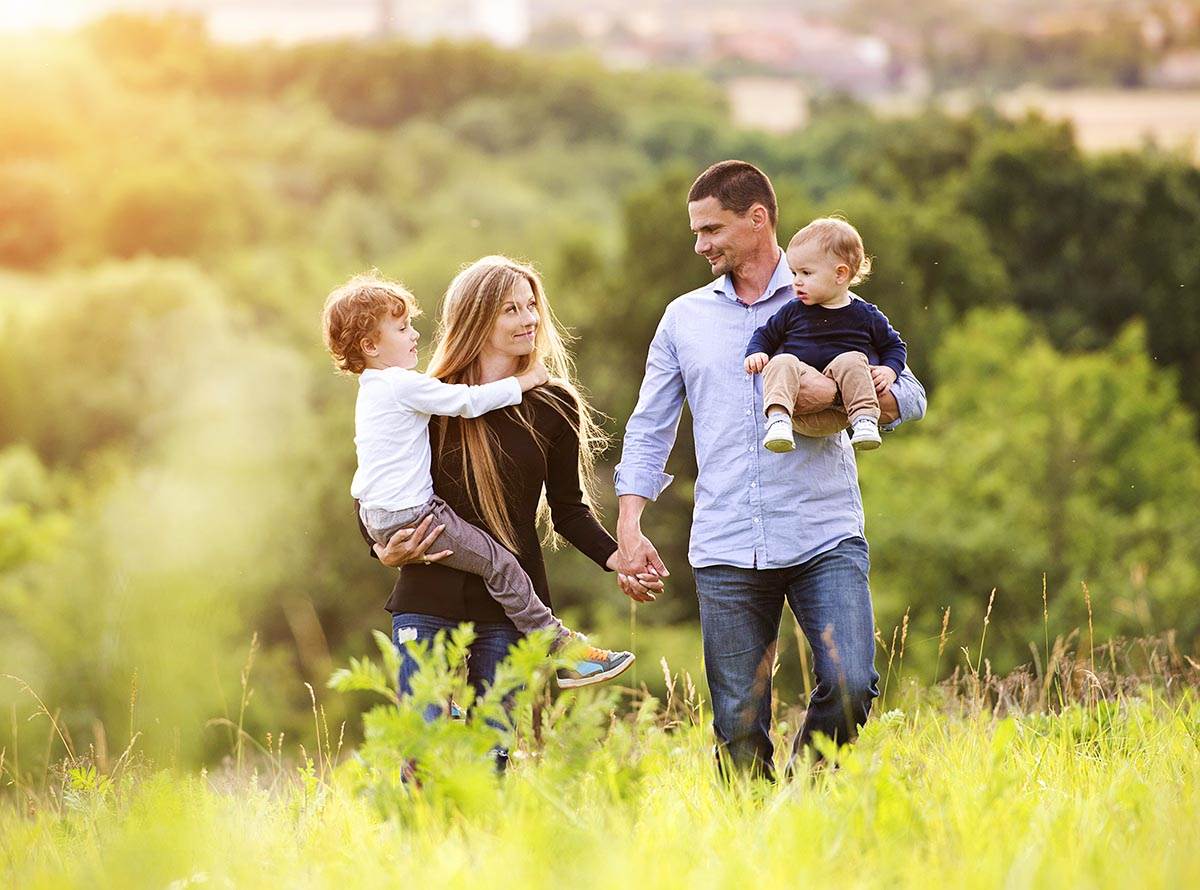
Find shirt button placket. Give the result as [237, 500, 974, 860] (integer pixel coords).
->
[747, 301, 766, 564]
[753, 299, 763, 563]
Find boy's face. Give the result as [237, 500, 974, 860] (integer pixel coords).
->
[362, 310, 420, 370]
[786, 241, 850, 307]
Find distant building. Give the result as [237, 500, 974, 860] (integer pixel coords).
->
[711, 15, 897, 98]
[1149, 49, 1200, 88]
[726, 77, 808, 133]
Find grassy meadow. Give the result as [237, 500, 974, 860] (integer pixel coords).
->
[3, 624, 1200, 889]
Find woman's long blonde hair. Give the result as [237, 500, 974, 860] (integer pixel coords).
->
[426, 255, 609, 554]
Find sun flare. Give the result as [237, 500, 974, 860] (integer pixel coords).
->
[0, 0, 108, 33]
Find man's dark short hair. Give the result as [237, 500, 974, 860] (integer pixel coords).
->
[687, 160, 777, 227]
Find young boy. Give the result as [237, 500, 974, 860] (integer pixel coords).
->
[322, 273, 634, 689]
[744, 217, 907, 453]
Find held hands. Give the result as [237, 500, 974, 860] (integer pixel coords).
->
[375, 514, 667, 605]
[517, 360, 550, 392]
[870, 365, 897, 395]
[613, 525, 669, 603]
[606, 551, 665, 602]
[744, 353, 769, 375]
[374, 515, 453, 568]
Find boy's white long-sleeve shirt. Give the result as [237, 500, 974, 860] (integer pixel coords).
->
[351, 367, 523, 511]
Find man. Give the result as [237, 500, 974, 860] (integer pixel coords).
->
[614, 160, 927, 779]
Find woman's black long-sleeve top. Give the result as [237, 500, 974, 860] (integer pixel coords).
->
[357, 384, 618, 625]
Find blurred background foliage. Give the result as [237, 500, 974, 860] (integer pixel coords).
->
[2, 14, 1199, 769]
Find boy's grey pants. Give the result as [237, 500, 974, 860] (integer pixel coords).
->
[361, 495, 566, 639]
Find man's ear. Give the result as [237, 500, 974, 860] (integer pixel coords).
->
[360, 336, 379, 357]
[749, 203, 769, 230]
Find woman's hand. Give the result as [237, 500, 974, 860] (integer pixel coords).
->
[606, 551, 664, 602]
[373, 514, 454, 568]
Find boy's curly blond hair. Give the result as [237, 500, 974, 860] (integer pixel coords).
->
[789, 216, 873, 287]
[321, 273, 421, 374]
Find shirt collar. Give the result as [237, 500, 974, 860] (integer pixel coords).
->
[713, 247, 793, 305]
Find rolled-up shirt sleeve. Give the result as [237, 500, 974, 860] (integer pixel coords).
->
[883, 364, 927, 432]
[614, 307, 685, 501]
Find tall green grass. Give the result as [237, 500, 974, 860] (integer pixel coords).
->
[2, 622, 1199, 889]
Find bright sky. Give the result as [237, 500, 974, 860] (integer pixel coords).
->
[0, 0, 390, 45]
[0, 1, 529, 45]
[0, 1, 158, 32]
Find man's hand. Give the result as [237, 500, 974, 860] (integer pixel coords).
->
[792, 371, 838, 415]
[870, 365, 897, 395]
[374, 514, 453, 568]
[614, 525, 668, 603]
[615, 495, 669, 603]
[606, 551, 665, 602]
[744, 353, 769, 374]
[617, 525, 668, 577]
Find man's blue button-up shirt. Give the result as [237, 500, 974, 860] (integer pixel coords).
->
[615, 248, 927, 569]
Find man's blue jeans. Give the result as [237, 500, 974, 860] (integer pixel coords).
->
[391, 612, 523, 725]
[693, 536, 879, 778]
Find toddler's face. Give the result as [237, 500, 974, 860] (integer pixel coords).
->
[786, 242, 850, 307]
[365, 311, 420, 370]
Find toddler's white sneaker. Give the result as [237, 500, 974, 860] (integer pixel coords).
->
[849, 417, 882, 451]
[763, 417, 795, 453]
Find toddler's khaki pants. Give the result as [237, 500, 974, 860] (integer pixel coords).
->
[761, 351, 878, 437]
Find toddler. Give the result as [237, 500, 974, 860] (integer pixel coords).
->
[744, 217, 907, 453]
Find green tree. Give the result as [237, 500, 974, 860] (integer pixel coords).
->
[864, 308, 1200, 670]
[957, 115, 1087, 329]
[0, 163, 68, 269]
[0, 447, 68, 577]
[98, 163, 243, 259]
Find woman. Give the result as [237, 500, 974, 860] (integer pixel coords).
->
[360, 255, 662, 706]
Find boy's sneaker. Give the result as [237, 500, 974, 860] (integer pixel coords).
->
[555, 642, 635, 689]
[849, 417, 882, 451]
[763, 417, 795, 453]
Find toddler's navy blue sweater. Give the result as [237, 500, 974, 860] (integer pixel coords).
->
[746, 297, 907, 377]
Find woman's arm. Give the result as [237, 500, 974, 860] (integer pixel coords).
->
[543, 393, 618, 569]
[542, 390, 666, 599]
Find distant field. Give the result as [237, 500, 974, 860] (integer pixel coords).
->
[725, 81, 1200, 160]
[881, 88, 1200, 161]
[990, 88, 1200, 160]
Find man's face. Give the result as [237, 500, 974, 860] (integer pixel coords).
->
[688, 196, 761, 278]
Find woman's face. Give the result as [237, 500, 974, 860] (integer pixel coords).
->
[485, 278, 539, 360]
